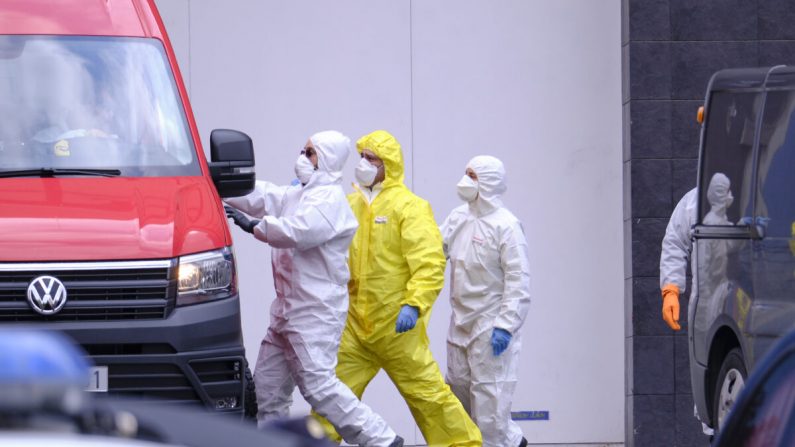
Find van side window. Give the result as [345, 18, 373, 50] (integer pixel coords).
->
[699, 91, 762, 225]
[755, 91, 795, 239]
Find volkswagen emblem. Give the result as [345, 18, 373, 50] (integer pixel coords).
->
[27, 276, 68, 315]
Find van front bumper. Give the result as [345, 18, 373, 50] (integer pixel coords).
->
[13, 295, 247, 414]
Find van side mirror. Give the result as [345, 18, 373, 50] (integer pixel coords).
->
[208, 129, 255, 198]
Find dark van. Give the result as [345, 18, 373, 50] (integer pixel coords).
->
[690, 65, 795, 433]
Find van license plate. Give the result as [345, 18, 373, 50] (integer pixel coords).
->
[87, 366, 108, 392]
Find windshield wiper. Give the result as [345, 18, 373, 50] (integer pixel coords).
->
[0, 168, 122, 178]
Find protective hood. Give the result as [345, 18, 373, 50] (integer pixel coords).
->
[467, 155, 506, 216]
[308, 130, 351, 187]
[706, 172, 732, 214]
[356, 130, 405, 188]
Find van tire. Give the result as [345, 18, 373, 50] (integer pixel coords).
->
[244, 366, 257, 421]
[712, 348, 747, 433]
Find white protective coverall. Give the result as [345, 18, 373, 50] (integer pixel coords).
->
[659, 187, 698, 311]
[225, 131, 397, 446]
[440, 155, 531, 447]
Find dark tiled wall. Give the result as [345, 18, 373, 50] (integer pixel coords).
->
[623, 0, 795, 446]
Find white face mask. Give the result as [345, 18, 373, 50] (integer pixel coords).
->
[355, 157, 379, 187]
[294, 154, 316, 185]
[456, 175, 478, 202]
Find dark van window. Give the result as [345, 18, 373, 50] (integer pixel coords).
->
[699, 91, 762, 225]
[755, 91, 795, 239]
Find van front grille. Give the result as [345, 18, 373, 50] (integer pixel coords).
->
[0, 260, 176, 321]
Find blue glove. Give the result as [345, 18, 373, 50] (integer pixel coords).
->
[739, 216, 771, 227]
[224, 205, 260, 234]
[738, 216, 754, 226]
[491, 328, 512, 356]
[395, 305, 419, 333]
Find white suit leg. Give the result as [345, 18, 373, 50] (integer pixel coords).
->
[254, 327, 295, 427]
[469, 331, 524, 447]
[282, 329, 396, 447]
[446, 341, 473, 414]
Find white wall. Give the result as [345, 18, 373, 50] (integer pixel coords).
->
[158, 1, 624, 444]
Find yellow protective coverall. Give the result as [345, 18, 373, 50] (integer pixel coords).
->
[318, 130, 482, 446]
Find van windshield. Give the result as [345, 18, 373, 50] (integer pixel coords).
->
[0, 36, 200, 177]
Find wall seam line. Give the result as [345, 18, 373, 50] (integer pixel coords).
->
[409, 0, 415, 191]
[187, 0, 191, 94]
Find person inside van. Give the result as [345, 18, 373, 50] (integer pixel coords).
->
[224, 130, 403, 447]
[699, 173, 744, 322]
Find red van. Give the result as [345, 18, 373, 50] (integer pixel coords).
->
[0, 0, 256, 416]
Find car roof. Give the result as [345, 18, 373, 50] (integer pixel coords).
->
[710, 65, 795, 91]
[0, 0, 163, 39]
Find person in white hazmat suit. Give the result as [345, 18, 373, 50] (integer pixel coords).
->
[660, 174, 738, 331]
[660, 175, 740, 436]
[440, 155, 530, 447]
[224, 130, 403, 447]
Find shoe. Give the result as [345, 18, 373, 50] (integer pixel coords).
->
[389, 435, 404, 447]
[518, 437, 528, 447]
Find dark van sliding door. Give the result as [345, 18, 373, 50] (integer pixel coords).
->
[747, 90, 795, 362]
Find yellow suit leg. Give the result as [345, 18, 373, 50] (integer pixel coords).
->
[381, 323, 482, 446]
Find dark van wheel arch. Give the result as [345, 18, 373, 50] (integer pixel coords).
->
[713, 347, 747, 433]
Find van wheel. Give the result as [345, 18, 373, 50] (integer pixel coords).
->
[244, 366, 257, 421]
[712, 348, 747, 432]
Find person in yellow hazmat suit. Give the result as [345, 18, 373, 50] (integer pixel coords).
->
[316, 130, 482, 446]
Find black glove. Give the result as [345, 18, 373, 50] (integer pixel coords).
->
[224, 205, 260, 234]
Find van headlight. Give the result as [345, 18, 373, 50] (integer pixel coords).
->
[177, 247, 236, 306]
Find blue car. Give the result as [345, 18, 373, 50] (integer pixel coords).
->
[714, 328, 795, 446]
[0, 329, 333, 447]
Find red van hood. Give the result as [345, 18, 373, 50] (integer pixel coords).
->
[0, 177, 230, 262]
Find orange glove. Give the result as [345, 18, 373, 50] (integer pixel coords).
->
[661, 284, 681, 331]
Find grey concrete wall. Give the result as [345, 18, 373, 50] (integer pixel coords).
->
[623, 0, 795, 445]
[158, 0, 624, 444]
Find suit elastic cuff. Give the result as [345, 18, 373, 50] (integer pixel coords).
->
[494, 318, 515, 334]
[661, 283, 680, 300]
[403, 302, 423, 316]
[253, 220, 268, 242]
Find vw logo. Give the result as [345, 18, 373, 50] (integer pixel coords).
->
[27, 276, 68, 315]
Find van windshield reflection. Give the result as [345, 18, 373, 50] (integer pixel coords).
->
[0, 36, 200, 177]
